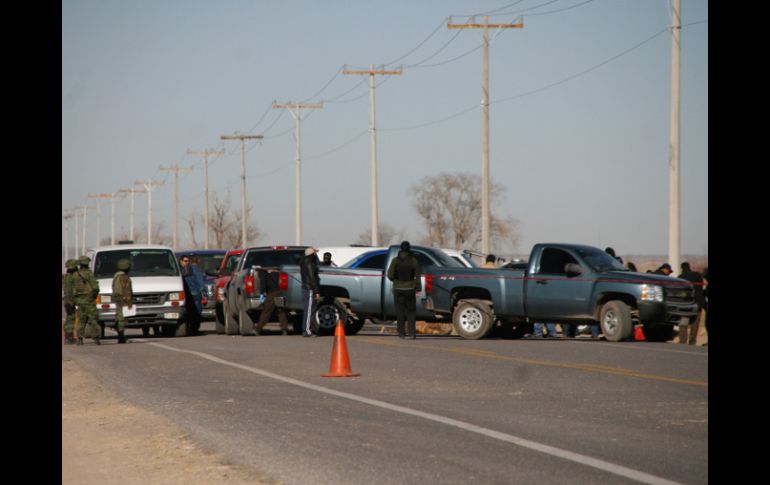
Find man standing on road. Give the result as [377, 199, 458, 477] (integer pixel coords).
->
[300, 247, 321, 337]
[74, 256, 101, 345]
[386, 241, 422, 339]
[62, 259, 79, 344]
[180, 256, 205, 336]
[112, 259, 134, 344]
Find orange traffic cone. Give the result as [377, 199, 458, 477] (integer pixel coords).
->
[321, 320, 361, 378]
[634, 326, 646, 341]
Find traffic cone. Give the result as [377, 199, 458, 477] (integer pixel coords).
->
[321, 320, 360, 378]
[634, 325, 646, 341]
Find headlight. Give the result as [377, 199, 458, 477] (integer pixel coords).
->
[640, 285, 664, 302]
[168, 292, 181, 301]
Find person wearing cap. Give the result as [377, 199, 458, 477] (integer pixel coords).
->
[481, 254, 497, 269]
[62, 259, 79, 344]
[386, 241, 422, 339]
[653, 263, 673, 276]
[73, 256, 101, 345]
[112, 259, 133, 344]
[300, 247, 321, 337]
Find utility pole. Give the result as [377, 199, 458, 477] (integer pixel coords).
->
[220, 133, 264, 248]
[343, 65, 402, 246]
[186, 148, 223, 249]
[272, 102, 323, 245]
[448, 16, 523, 254]
[80, 205, 90, 254]
[62, 210, 75, 261]
[119, 186, 145, 242]
[668, 0, 681, 272]
[71, 206, 81, 258]
[135, 179, 165, 244]
[160, 163, 194, 250]
[88, 193, 115, 246]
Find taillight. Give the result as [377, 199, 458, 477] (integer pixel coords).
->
[244, 274, 255, 296]
[425, 274, 433, 294]
[279, 272, 288, 292]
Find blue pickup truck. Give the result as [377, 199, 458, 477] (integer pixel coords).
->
[423, 243, 699, 341]
[278, 245, 464, 335]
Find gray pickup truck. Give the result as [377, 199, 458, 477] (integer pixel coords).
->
[423, 243, 699, 341]
[222, 246, 307, 335]
[278, 245, 464, 335]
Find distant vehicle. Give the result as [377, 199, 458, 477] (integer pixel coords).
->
[175, 249, 227, 321]
[440, 248, 482, 268]
[316, 245, 386, 267]
[424, 243, 699, 341]
[213, 249, 244, 333]
[87, 244, 187, 337]
[342, 249, 388, 269]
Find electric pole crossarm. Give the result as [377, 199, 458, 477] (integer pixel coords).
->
[342, 67, 403, 76]
[447, 22, 523, 29]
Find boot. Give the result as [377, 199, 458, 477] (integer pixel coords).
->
[677, 324, 689, 344]
[77, 337, 83, 346]
[118, 331, 126, 344]
[93, 336, 101, 346]
[65, 334, 75, 345]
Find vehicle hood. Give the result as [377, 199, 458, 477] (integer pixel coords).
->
[97, 276, 184, 294]
[602, 271, 691, 286]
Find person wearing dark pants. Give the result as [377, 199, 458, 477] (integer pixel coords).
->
[386, 241, 422, 339]
[301, 247, 321, 337]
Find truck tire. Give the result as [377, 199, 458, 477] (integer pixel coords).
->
[453, 300, 494, 340]
[239, 299, 257, 336]
[174, 321, 187, 337]
[215, 303, 225, 334]
[600, 301, 633, 342]
[312, 298, 347, 336]
[344, 317, 365, 336]
[223, 299, 239, 335]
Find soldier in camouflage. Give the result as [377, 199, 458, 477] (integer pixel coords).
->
[73, 255, 101, 345]
[112, 259, 133, 344]
[62, 259, 79, 344]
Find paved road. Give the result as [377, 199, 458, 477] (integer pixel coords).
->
[62, 321, 708, 485]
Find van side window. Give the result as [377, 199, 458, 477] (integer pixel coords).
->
[537, 248, 578, 275]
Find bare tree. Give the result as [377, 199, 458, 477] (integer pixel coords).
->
[355, 223, 402, 246]
[410, 172, 519, 253]
[208, 191, 263, 249]
[185, 212, 202, 249]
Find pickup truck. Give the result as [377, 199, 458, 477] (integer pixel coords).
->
[277, 245, 464, 335]
[214, 248, 244, 333]
[222, 246, 307, 336]
[422, 243, 699, 341]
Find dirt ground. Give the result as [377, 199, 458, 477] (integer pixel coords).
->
[62, 357, 277, 485]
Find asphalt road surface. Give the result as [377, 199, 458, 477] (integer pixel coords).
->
[62, 321, 708, 485]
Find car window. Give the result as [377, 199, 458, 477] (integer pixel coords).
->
[244, 250, 305, 268]
[536, 248, 578, 275]
[221, 254, 242, 276]
[416, 248, 464, 268]
[94, 249, 179, 278]
[357, 253, 387, 269]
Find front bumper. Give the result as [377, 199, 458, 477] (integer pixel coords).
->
[98, 305, 186, 328]
[638, 301, 698, 326]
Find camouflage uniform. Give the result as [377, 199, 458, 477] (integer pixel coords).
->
[73, 256, 101, 345]
[112, 259, 133, 344]
[62, 259, 78, 344]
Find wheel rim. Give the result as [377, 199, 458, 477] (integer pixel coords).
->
[603, 310, 618, 336]
[458, 307, 483, 333]
[315, 304, 341, 330]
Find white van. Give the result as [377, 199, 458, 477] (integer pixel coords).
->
[87, 244, 187, 337]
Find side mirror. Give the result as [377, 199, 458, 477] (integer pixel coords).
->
[564, 263, 583, 277]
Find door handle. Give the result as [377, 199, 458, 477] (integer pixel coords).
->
[535, 279, 547, 285]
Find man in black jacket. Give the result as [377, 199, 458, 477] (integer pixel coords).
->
[301, 247, 321, 337]
[677, 262, 706, 345]
[386, 241, 422, 339]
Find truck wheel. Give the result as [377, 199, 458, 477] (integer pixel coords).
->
[453, 300, 494, 340]
[215, 303, 225, 334]
[345, 317, 365, 336]
[239, 299, 256, 336]
[174, 321, 187, 337]
[600, 301, 633, 342]
[312, 298, 347, 336]
[223, 299, 239, 335]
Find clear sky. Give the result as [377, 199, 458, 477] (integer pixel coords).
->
[62, 0, 708, 257]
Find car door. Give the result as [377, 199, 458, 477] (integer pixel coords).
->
[524, 247, 594, 320]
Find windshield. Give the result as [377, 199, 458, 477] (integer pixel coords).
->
[221, 253, 242, 276]
[575, 247, 627, 272]
[418, 247, 464, 268]
[94, 249, 180, 278]
[179, 252, 225, 275]
[243, 249, 305, 268]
